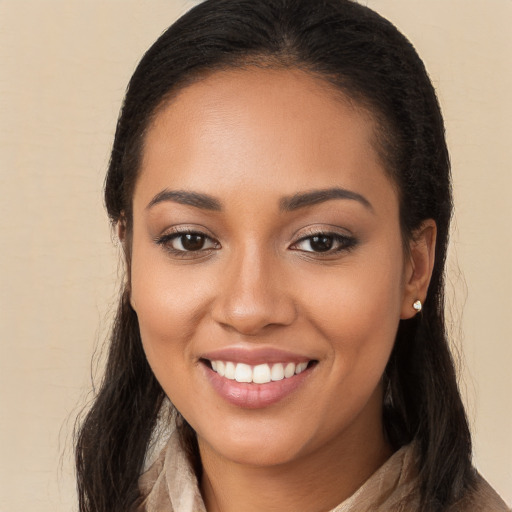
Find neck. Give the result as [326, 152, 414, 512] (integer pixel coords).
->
[199, 408, 392, 512]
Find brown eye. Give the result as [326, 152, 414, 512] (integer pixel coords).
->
[179, 233, 206, 251]
[292, 232, 357, 254]
[309, 235, 334, 252]
[157, 230, 219, 254]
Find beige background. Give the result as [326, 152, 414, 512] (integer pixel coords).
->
[0, 1, 510, 510]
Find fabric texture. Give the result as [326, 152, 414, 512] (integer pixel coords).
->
[136, 431, 510, 512]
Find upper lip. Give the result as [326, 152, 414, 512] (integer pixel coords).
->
[200, 346, 314, 366]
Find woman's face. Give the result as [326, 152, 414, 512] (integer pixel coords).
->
[130, 68, 419, 468]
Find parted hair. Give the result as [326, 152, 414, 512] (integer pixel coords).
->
[75, 1, 475, 511]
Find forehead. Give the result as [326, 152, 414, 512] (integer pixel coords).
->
[135, 67, 396, 213]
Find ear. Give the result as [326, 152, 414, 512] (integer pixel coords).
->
[116, 215, 130, 262]
[400, 219, 437, 319]
[117, 215, 127, 245]
[117, 215, 136, 311]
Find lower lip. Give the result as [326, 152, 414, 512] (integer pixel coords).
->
[203, 364, 313, 409]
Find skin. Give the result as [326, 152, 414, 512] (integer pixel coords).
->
[128, 68, 436, 512]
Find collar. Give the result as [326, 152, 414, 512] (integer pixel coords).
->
[137, 431, 419, 512]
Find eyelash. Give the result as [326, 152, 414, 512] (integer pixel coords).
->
[155, 229, 357, 258]
[155, 229, 220, 258]
[290, 232, 357, 255]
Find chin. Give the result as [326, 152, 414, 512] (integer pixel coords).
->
[196, 420, 310, 468]
[207, 439, 301, 468]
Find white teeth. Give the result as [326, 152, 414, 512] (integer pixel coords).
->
[225, 361, 236, 380]
[209, 360, 310, 383]
[253, 364, 271, 384]
[271, 363, 285, 381]
[295, 362, 308, 374]
[234, 363, 252, 383]
[216, 360, 225, 377]
[284, 362, 295, 378]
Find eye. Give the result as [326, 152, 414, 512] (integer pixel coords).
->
[156, 230, 219, 255]
[291, 232, 356, 254]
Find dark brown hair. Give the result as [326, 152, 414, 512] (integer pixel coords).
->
[76, 1, 474, 510]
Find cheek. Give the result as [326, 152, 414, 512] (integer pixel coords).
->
[307, 252, 403, 321]
[130, 257, 217, 417]
[129, 240, 213, 363]
[299, 250, 404, 371]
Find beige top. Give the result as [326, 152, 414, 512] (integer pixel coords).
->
[136, 432, 510, 512]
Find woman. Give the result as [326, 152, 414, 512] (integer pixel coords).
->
[75, 0, 510, 511]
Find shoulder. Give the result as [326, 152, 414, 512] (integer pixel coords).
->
[449, 473, 510, 512]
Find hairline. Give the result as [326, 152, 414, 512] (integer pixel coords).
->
[129, 58, 411, 250]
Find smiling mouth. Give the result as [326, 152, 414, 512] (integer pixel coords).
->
[201, 359, 317, 384]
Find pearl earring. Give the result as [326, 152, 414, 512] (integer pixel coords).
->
[413, 300, 422, 312]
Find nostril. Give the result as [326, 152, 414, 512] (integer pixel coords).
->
[211, 270, 298, 334]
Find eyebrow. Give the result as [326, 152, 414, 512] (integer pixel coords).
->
[146, 189, 222, 211]
[146, 186, 373, 213]
[280, 188, 373, 212]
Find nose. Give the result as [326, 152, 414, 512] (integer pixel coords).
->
[211, 245, 297, 336]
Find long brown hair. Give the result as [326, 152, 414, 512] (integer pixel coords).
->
[76, 1, 474, 510]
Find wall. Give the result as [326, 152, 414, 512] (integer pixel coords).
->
[0, 1, 510, 510]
